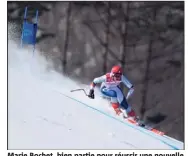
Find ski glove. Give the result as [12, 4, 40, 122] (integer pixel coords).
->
[88, 89, 95, 99]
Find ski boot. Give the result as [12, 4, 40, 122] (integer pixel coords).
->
[126, 109, 145, 126]
[111, 103, 122, 115]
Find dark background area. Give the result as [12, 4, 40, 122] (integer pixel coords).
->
[8, 1, 184, 141]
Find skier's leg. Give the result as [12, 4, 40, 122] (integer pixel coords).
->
[113, 86, 136, 119]
[100, 86, 122, 115]
[110, 97, 122, 115]
[100, 86, 117, 97]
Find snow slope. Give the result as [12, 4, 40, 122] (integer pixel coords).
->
[8, 41, 184, 150]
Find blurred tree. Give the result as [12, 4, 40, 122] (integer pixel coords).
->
[120, 2, 130, 70]
[62, 2, 72, 74]
[102, 2, 111, 73]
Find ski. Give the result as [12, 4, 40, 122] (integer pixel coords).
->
[125, 117, 165, 136]
[115, 108, 165, 136]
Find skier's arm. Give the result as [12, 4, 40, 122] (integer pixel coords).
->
[122, 75, 134, 100]
[90, 75, 106, 89]
[88, 75, 106, 99]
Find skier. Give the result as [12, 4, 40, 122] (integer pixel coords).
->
[88, 65, 136, 120]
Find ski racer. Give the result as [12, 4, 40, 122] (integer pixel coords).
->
[88, 65, 136, 119]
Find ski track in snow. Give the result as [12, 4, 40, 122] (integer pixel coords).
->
[8, 40, 184, 150]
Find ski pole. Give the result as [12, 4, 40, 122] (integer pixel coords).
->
[70, 89, 89, 96]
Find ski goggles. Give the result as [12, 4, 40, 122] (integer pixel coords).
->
[111, 73, 122, 78]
